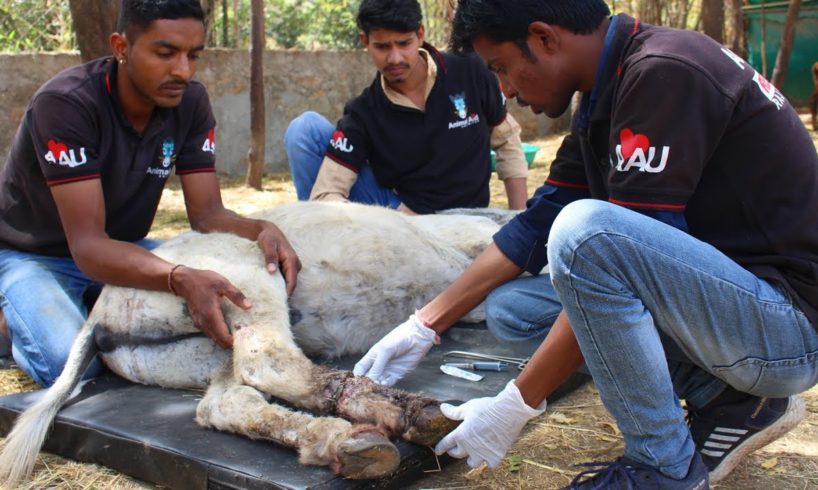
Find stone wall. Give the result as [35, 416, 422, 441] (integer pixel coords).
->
[0, 49, 567, 175]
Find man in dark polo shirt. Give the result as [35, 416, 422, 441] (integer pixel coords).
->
[354, 0, 818, 488]
[0, 0, 300, 388]
[283, 0, 529, 215]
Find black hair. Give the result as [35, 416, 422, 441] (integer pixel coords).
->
[450, 0, 610, 54]
[356, 0, 423, 35]
[116, 0, 205, 38]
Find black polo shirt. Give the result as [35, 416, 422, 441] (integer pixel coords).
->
[0, 57, 216, 257]
[324, 44, 508, 214]
[497, 14, 818, 328]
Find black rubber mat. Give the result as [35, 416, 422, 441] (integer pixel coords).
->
[0, 325, 589, 489]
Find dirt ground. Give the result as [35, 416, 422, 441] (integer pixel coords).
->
[0, 115, 817, 489]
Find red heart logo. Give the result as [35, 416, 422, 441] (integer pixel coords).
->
[331, 130, 345, 142]
[756, 74, 772, 92]
[207, 128, 215, 143]
[619, 128, 650, 159]
[47, 140, 68, 159]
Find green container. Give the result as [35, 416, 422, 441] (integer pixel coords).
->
[744, 0, 818, 106]
[490, 143, 540, 171]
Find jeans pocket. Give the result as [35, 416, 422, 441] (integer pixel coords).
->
[714, 353, 818, 397]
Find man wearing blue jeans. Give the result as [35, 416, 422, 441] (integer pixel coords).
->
[284, 0, 530, 215]
[354, 1, 818, 488]
[0, 238, 159, 382]
[0, 0, 300, 388]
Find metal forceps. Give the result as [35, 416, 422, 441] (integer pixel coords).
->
[443, 350, 530, 370]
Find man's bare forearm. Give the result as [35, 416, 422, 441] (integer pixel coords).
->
[69, 234, 175, 292]
[504, 177, 528, 210]
[516, 310, 584, 408]
[419, 243, 522, 334]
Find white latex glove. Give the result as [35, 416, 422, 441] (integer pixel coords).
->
[353, 313, 438, 385]
[434, 380, 546, 469]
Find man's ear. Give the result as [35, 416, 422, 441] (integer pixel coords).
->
[359, 32, 369, 47]
[417, 24, 425, 44]
[110, 32, 128, 60]
[527, 21, 559, 54]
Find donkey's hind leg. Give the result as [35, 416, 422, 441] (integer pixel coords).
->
[195, 369, 399, 480]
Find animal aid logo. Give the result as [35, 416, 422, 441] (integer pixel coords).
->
[330, 130, 354, 153]
[614, 128, 669, 173]
[159, 139, 176, 168]
[147, 138, 176, 178]
[43, 139, 88, 168]
[202, 128, 216, 154]
[448, 92, 480, 130]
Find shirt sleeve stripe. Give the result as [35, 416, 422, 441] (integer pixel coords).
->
[609, 198, 686, 211]
[545, 178, 590, 190]
[326, 153, 361, 174]
[47, 174, 101, 186]
[176, 167, 216, 175]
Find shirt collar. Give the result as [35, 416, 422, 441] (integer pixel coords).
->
[576, 15, 618, 131]
[380, 46, 438, 111]
[577, 13, 642, 130]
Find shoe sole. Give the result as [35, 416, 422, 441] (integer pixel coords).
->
[709, 395, 806, 484]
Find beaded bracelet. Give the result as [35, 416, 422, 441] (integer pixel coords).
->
[168, 264, 184, 296]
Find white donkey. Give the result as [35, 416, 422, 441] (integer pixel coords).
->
[0, 201, 510, 486]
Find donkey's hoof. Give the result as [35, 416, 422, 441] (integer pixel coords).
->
[336, 431, 400, 479]
[403, 402, 460, 446]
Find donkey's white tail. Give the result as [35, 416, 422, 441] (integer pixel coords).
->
[0, 318, 98, 487]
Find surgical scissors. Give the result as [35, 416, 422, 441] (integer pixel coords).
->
[443, 350, 530, 370]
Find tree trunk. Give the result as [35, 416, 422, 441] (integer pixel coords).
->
[771, 0, 802, 89]
[232, 0, 240, 48]
[201, 0, 216, 47]
[246, 0, 265, 190]
[701, 0, 725, 44]
[221, 0, 229, 47]
[639, 0, 662, 25]
[68, 0, 120, 62]
[729, 0, 746, 59]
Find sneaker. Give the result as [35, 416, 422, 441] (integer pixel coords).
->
[688, 390, 806, 483]
[564, 452, 709, 489]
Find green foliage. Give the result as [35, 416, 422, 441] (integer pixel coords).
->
[302, 0, 361, 49]
[0, 0, 721, 53]
[209, 0, 361, 49]
[266, 1, 310, 49]
[210, 0, 458, 50]
[265, 0, 362, 49]
[0, 0, 75, 52]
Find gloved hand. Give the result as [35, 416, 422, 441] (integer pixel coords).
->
[435, 380, 546, 469]
[353, 313, 438, 385]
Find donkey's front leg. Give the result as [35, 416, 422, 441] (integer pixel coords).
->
[228, 313, 457, 447]
[196, 369, 399, 479]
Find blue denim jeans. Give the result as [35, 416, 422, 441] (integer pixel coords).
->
[542, 200, 818, 478]
[283, 111, 401, 208]
[0, 239, 161, 387]
[487, 275, 724, 408]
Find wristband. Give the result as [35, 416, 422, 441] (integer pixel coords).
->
[168, 264, 184, 296]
